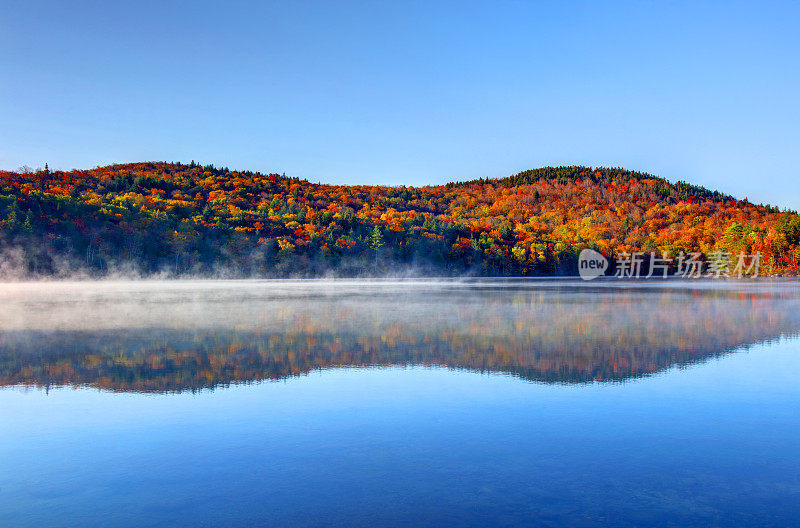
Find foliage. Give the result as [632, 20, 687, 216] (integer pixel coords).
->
[0, 161, 797, 276]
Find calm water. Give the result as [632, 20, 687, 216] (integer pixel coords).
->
[1, 279, 799, 527]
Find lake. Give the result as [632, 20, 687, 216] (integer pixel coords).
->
[1, 279, 799, 527]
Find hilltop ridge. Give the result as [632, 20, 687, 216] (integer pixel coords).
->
[0, 162, 798, 277]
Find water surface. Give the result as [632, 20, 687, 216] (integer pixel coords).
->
[1, 279, 798, 527]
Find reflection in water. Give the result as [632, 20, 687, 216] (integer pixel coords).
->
[1, 280, 799, 392]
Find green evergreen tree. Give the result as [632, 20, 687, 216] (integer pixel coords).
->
[370, 225, 385, 266]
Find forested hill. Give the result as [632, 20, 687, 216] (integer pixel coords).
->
[451, 166, 734, 203]
[0, 162, 798, 277]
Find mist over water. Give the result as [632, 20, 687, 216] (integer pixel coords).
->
[1, 279, 799, 527]
[1, 279, 800, 391]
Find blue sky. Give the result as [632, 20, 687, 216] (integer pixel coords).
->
[1, 1, 798, 208]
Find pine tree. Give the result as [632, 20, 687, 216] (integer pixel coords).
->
[370, 225, 385, 266]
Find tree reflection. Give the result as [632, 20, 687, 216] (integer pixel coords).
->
[1, 283, 799, 392]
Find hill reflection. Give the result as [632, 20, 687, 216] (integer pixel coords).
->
[1, 281, 799, 392]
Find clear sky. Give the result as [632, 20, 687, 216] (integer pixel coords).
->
[1, 1, 798, 209]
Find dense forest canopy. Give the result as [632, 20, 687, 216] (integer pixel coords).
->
[0, 162, 798, 277]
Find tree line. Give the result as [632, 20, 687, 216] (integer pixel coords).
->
[0, 162, 798, 277]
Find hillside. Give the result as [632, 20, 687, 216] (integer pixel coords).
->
[0, 162, 798, 277]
